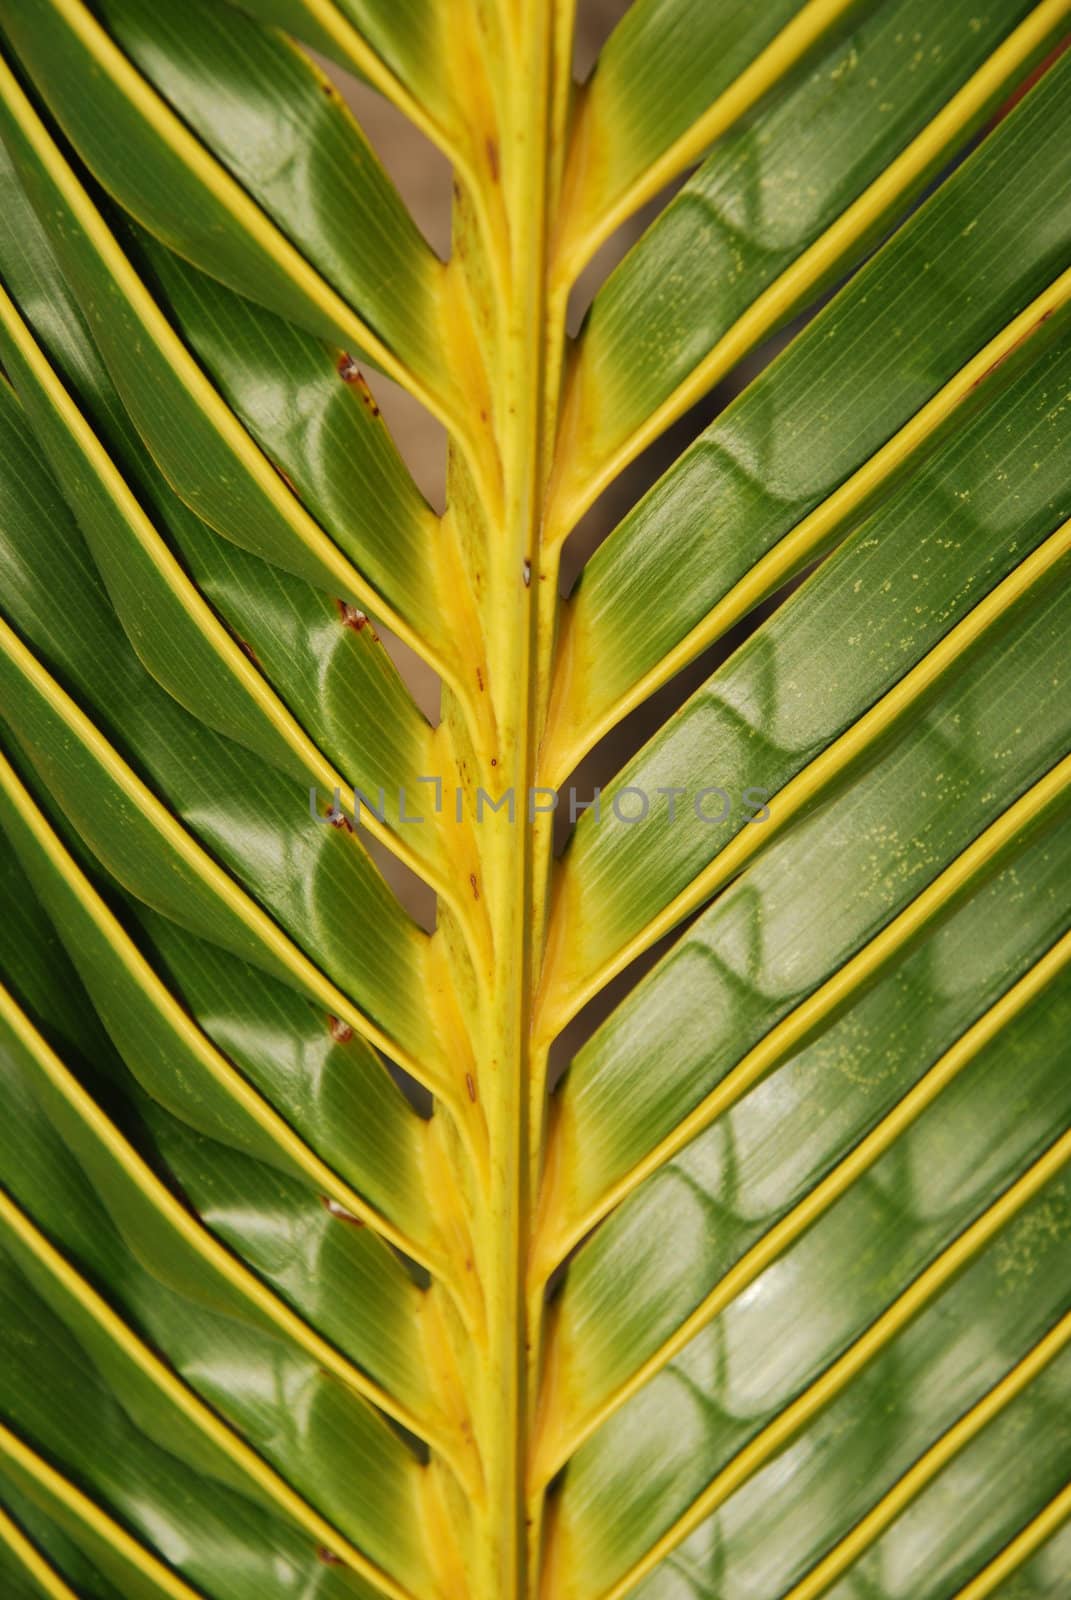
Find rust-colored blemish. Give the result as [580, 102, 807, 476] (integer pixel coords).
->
[275, 465, 297, 494]
[476, 666, 485, 692]
[337, 597, 369, 631]
[486, 136, 500, 182]
[465, 1072, 477, 1102]
[329, 809, 354, 833]
[336, 599, 378, 641]
[320, 1195, 365, 1227]
[237, 637, 260, 666]
[317, 1547, 344, 1566]
[469, 873, 480, 901]
[337, 354, 382, 416]
[356, 372, 381, 417]
[329, 1015, 353, 1044]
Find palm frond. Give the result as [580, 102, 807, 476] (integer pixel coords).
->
[1, 2, 1068, 1597]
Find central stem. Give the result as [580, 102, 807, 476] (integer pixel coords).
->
[439, 7, 571, 1597]
[483, 27, 549, 1600]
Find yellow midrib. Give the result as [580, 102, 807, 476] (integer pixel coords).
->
[433, 7, 571, 1598]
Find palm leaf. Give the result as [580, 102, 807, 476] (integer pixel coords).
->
[0, 3, 1068, 1598]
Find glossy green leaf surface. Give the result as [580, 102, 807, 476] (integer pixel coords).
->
[552, 820, 1071, 1426]
[552, 576, 1070, 1223]
[0, 140, 447, 877]
[571, 0, 802, 219]
[0, 0, 447, 386]
[0, 825, 433, 1595]
[561, 0, 1040, 483]
[1, 3, 1068, 1598]
[222, 0, 452, 130]
[552, 316, 1071, 989]
[556, 50, 1071, 762]
[562, 1205, 1071, 1599]
[0, 66, 456, 669]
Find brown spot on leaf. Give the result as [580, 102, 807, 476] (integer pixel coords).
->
[329, 809, 354, 834]
[320, 1195, 365, 1227]
[329, 1015, 353, 1044]
[237, 637, 260, 666]
[336, 598, 378, 641]
[275, 465, 298, 494]
[465, 1072, 477, 1103]
[337, 599, 368, 630]
[486, 136, 500, 182]
[469, 873, 480, 901]
[476, 666, 484, 692]
[317, 1547, 344, 1566]
[356, 373, 381, 416]
[337, 355, 382, 416]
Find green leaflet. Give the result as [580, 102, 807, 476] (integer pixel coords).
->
[0, 1256, 385, 1600]
[0, 141, 445, 877]
[130, 225, 442, 634]
[552, 320, 1071, 990]
[816, 1416, 1071, 1600]
[0, 848, 437, 1593]
[0, 379, 442, 1079]
[552, 1175, 1071, 1598]
[0, 294, 329, 789]
[551, 819, 1071, 1434]
[0, 117, 439, 633]
[1, 4, 1068, 1597]
[568, 0, 805, 235]
[0, 1538, 47, 1600]
[553, 575, 1071, 1226]
[220, 0, 452, 130]
[909, 1522, 1071, 1600]
[0, 751, 434, 1253]
[1, 1485, 127, 1600]
[0, 879, 431, 1420]
[138, 908, 433, 1239]
[0, 66, 454, 673]
[0, 0, 447, 388]
[559, 49, 1071, 752]
[567, 0, 1037, 470]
